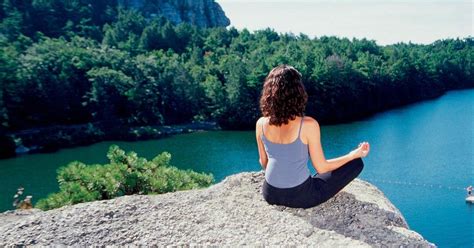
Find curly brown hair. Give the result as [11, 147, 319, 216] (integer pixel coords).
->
[259, 65, 308, 126]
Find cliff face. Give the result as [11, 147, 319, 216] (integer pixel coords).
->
[0, 171, 434, 247]
[118, 0, 230, 28]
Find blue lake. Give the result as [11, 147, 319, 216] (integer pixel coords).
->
[0, 89, 473, 247]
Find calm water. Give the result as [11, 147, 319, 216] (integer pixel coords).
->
[1, 89, 473, 247]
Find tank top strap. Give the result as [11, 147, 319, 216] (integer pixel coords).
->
[298, 115, 304, 137]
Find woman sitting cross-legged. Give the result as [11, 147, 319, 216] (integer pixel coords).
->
[256, 64, 370, 208]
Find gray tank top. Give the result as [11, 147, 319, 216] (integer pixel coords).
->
[261, 116, 311, 188]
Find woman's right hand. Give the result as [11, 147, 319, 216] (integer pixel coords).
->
[349, 141, 370, 159]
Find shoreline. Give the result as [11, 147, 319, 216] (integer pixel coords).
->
[1, 121, 220, 159]
[1, 87, 472, 159]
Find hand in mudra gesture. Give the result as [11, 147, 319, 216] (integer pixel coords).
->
[350, 141, 370, 159]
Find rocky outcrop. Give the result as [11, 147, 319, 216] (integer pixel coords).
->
[118, 0, 230, 28]
[0, 171, 435, 247]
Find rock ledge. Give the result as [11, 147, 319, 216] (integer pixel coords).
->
[0, 171, 435, 247]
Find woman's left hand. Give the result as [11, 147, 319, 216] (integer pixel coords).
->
[350, 141, 370, 159]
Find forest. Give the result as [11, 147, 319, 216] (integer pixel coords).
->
[1, 0, 473, 156]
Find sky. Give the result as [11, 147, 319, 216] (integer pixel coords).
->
[216, 0, 472, 46]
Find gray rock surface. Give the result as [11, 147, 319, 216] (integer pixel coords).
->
[0, 171, 435, 247]
[118, 0, 230, 27]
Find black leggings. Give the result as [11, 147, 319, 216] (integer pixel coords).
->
[262, 157, 364, 209]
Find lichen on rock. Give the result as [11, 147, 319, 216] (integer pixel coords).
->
[0, 171, 435, 247]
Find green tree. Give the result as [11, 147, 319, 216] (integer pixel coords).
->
[1, 1, 472, 133]
[102, 8, 146, 53]
[86, 67, 134, 121]
[6, 37, 97, 129]
[36, 145, 214, 210]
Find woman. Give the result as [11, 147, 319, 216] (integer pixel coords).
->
[256, 64, 370, 208]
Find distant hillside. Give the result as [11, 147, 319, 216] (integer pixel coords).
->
[0, 0, 472, 158]
[118, 0, 230, 27]
[0, 0, 229, 40]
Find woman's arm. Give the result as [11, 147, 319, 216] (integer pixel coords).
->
[305, 117, 369, 174]
[256, 117, 268, 170]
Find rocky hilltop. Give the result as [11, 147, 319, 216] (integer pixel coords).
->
[0, 171, 434, 247]
[118, 0, 230, 27]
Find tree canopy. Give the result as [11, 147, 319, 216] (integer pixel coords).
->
[1, 1, 472, 133]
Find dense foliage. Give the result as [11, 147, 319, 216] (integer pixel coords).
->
[0, 0, 473, 134]
[36, 145, 214, 210]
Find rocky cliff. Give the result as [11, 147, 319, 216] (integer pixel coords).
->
[0, 171, 435, 247]
[118, 0, 230, 27]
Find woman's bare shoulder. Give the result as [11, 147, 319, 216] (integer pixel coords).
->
[256, 116, 266, 125]
[256, 117, 266, 130]
[301, 116, 320, 143]
[302, 116, 321, 136]
[303, 115, 319, 127]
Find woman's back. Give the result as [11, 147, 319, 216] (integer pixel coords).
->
[257, 64, 369, 209]
[261, 116, 311, 188]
